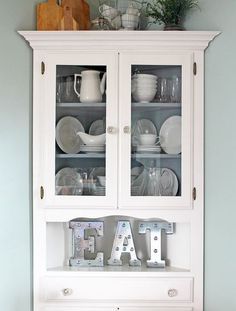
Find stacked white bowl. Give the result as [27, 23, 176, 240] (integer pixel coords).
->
[132, 74, 158, 103]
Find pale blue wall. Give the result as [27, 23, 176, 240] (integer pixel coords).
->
[0, 0, 235, 310]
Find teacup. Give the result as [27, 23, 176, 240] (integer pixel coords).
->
[139, 134, 160, 146]
[121, 13, 139, 30]
[126, 5, 140, 16]
[99, 4, 119, 20]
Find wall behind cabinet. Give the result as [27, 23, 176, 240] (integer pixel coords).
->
[0, 0, 235, 310]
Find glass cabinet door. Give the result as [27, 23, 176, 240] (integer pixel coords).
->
[42, 53, 118, 207]
[119, 53, 193, 208]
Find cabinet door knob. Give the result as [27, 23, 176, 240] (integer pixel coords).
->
[63, 288, 73, 296]
[107, 126, 116, 134]
[168, 288, 178, 297]
[123, 126, 130, 134]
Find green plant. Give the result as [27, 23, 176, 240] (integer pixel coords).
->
[145, 0, 199, 28]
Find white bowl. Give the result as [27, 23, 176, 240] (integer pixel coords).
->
[97, 176, 106, 187]
[122, 14, 139, 29]
[133, 83, 157, 89]
[139, 134, 158, 145]
[99, 4, 119, 19]
[77, 132, 106, 146]
[133, 90, 157, 103]
[132, 79, 157, 85]
[132, 81, 157, 94]
[132, 81, 157, 87]
[135, 87, 157, 91]
[132, 88, 157, 95]
[126, 7, 139, 15]
[133, 74, 157, 80]
[133, 88, 157, 96]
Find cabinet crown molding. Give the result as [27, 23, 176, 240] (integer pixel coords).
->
[18, 30, 220, 51]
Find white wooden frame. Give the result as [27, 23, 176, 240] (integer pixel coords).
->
[19, 31, 220, 311]
[40, 52, 118, 208]
[119, 51, 193, 209]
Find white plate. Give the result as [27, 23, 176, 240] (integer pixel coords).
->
[56, 116, 84, 154]
[136, 145, 161, 153]
[80, 145, 105, 153]
[147, 168, 178, 196]
[160, 116, 181, 154]
[89, 119, 106, 135]
[55, 167, 83, 195]
[132, 119, 157, 145]
[160, 168, 178, 196]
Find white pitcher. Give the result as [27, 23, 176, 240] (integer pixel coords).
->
[74, 70, 106, 103]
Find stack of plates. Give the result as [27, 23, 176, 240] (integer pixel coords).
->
[80, 145, 105, 153]
[146, 168, 178, 196]
[93, 186, 106, 196]
[135, 145, 161, 154]
[130, 165, 179, 197]
[131, 185, 140, 196]
[55, 167, 83, 196]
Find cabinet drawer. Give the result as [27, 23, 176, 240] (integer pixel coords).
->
[44, 277, 193, 303]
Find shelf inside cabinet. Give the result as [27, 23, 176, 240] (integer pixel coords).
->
[57, 102, 106, 108]
[56, 153, 105, 159]
[56, 153, 180, 159]
[47, 265, 190, 277]
[132, 102, 181, 109]
[131, 153, 181, 159]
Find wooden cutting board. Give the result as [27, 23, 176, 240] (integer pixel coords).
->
[59, 2, 80, 30]
[37, 0, 63, 30]
[61, 0, 90, 30]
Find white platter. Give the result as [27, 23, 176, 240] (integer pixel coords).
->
[160, 116, 181, 154]
[89, 119, 106, 135]
[55, 167, 83, 196]
[56, 116, 84, 154]
[146, 167, 178, 196]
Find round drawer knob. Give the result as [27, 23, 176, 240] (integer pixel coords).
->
[168, 288, 178, 297]
[63, 288, 73, 296]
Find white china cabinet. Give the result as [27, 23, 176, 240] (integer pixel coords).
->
[19, 31, 219, 311]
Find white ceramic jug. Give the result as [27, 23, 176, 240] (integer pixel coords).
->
[74, 70, 106, 103]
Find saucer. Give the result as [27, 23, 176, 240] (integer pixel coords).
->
[135, 145, 162, 153]
[80, 145, 105, 153]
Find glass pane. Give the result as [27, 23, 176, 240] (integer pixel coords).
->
[131, 65, 182, 197]
[55, 65, 107, 196]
